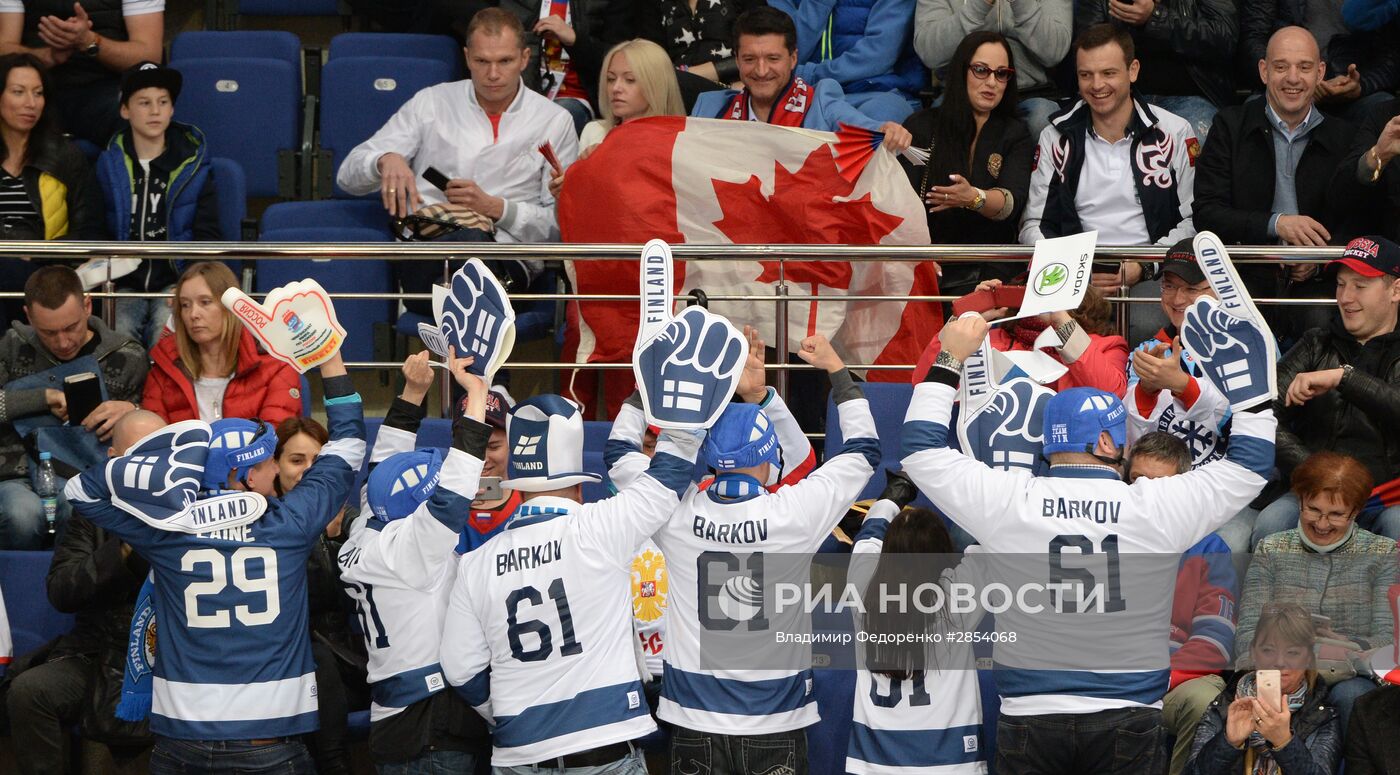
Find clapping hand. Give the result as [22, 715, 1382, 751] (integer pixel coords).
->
[1133, 341, 1190, 394]
[737, 326, 769, 402]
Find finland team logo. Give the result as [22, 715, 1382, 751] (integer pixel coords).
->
[1179, 232, 1278, 410]
[422, 258, 516, 377]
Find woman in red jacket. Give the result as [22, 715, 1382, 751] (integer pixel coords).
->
[913, 281, 1130, 397]
[142, 261, 301, 423]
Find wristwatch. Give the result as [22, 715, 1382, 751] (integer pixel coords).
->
[81, 33, 101, 57]
[934, 350, 964, 373]
[968, 188, 986, 212]
[1340, 364, 1355, 387]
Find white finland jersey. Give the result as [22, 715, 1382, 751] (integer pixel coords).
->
[339, 423, 484, 722]
[846, 501, 987, 775]
[902, 379, 1275, 717]
[620, 397, 879, 735]
[440, 432, 701, 765]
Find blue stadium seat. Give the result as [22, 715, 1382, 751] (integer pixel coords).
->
[327, 33, 463, 79]
[170, 31, 302, 73]
[255, 203, 394, 364]
[320, 56, 453, 199]
[261, 199, 390, 234]
[583, 420, 612, 455]
[0, 551, 74, 657]
[824, 382, 914, 500]
[237, 0, 341, 16]
[209, 156, 247, 241]
[172, 58, 300, 197]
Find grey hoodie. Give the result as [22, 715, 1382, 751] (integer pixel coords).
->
[912, 0, 1072, 93]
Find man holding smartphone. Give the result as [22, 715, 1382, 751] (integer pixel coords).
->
[336, 7, 578, 317]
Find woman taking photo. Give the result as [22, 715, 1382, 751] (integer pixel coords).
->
[1237, 451, 1398, 733]
[0, 54, 103, 324]
[902, 31, 1032, 298]
[142, 261, 301, 424]
[1186, 603, 1341, 775]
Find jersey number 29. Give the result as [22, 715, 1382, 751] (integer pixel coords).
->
[181, 547, 280, 628]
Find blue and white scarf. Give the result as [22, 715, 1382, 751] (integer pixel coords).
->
[116, 575, 156, 721]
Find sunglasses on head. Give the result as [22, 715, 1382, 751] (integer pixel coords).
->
[968, 63, 1016, 83]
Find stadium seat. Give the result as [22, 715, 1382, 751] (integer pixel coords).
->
[209, 156, 247, 241]
[320, 56, 454, 199]
[327, 33, 463, 79]
[583, 420, 612, 454]
[261, 199, 391, 235]
[824, 382, 914, 500]
[172, 57, 300, 197]
[170, 31, 302, 73]
[0, 551, 75, 657]
[237, 0, 341, 16]
[256, 203, 395, 363]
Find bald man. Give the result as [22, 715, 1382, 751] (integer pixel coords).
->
[5, 416, 161, 773]
[1193, 26, 1359, 337]
[109, 409, 165, 457]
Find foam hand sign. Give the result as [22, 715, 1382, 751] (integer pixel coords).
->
[1180, 297, 1276, 411]
[1179, 233, 1277, 410]
[429, 259, 516, 377]
[105, 420, 268, 533]
[634, 305, 748, 430]
[957, 331, 1053, 475]
[222, 279, 346, 374]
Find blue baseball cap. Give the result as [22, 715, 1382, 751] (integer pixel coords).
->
[367, 449, 443, 521]
[1041, 387, 1127, 457]
[703, 402, 780, 471]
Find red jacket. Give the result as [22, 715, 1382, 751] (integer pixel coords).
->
[912, 326, 1130, 397]
[142, 328, 302, 424]
[1170, 534, 1237, 690]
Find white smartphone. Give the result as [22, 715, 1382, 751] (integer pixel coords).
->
[1256, 669, 1282, 713]
[475, 476, 503, 502]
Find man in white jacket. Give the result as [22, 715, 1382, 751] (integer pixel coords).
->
[336, 7, 579, 314]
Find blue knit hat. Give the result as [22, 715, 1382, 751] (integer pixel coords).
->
[703, 402, 780, 471]
[1041, 387, 1127, 457]
[202, 418, 277, 490]
[367, 449, 443, 521]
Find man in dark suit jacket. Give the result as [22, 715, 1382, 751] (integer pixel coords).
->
[1193, 27, 1357, 336]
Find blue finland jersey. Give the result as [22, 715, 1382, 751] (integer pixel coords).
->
[66, 396, 366, 740]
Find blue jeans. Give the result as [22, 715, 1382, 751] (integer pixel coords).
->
[496, 749, 647, 775]
[113, 290, 174, 349]
[846, 90, 917, 124]
[1019, 97, 1061, 140]
[1143, 94, 1217, 141]
[149, 738, 316, 775]
[997, 706, 1167, 775]
[379, 749, 475, 774]
[0, 476, 71, 550]
[671, 727, 806, 775]
[1252, 492, 1400, 547]
[1327, 676, 1379, 733]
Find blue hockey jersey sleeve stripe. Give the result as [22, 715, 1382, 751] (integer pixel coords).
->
[646, 451, 697, 497]
[370, 663, 447, 709]
[849, 721, 984, 768]
[661, 665, 815, 717]
[456, 667, 491, 708]
[492, 680, 646, 749]
[901, 421, 949, 461]
[1223, 431, 1273, 480]
[604, 438, 642, 469]
[838, 437, 882, 469]
[853, 516, 890, 544]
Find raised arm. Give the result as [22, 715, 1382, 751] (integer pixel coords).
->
[281, 352, 367, 541]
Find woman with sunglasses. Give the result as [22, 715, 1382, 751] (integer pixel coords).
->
[141, 261, 301, 424]
[1236, 451, 1398, 735]
[901, 31, 1032, 300]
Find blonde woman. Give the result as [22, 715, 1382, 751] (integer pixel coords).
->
[549, 39, 684, 196]
[142, 261, 301, 423]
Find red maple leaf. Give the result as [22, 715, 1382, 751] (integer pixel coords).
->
[711, 145, 905, 287]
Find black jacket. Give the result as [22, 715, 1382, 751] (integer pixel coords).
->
[1242, 0, 1400, 97]
[1330, 96, 1400, 242]
[1273, 318, 1400, 483]
[1, 136, 104, 242]
[501, 0, 632, 109]
[1193, 101, 1358, 247]
[1346, 685, 1400, 775]
[902, 107, 1033, 288]
[1186, 674, 1340, 775]
[46, 515, 149, 660]
[1076, 0, 1237, 108]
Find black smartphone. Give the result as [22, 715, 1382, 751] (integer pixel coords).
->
[422, 166, 450, 192]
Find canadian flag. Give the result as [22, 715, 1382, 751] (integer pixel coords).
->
[558, 116, 939, 413]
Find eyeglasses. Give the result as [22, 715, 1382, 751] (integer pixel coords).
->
[968, 63, 1016, 83]
[1300, 503, 1355, 525]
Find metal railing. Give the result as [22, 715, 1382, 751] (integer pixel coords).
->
[1, 240, 1345, 391]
